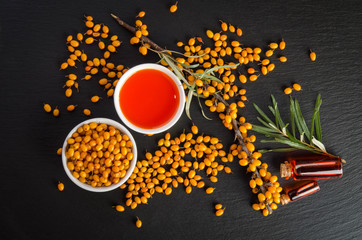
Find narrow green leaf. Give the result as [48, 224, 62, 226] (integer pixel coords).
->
[276, 138, 314, 152]
[294, 99, 311, 140]
[290, 97, 296, 137]
[271, 95, 286, 129]
[310, 94, 322, 141]
[268, 106, 275, 116]
[197, 94, 212, 120]
[202, 63, 240, 76]
[163, 55, 188, 85]
[251, 125, 280, 137]
[260, 139, 280, 143]
[185, 83, 195, 120]
[259, 147, 299, 153]
[256, 117, 273, 128]
[176, 62, 200, 69]
[315, 112, 322, 141]
[253, 103, 274, 125]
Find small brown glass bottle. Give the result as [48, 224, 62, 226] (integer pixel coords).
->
[280, 154, 343, 180]
[280, 180, 320, 205]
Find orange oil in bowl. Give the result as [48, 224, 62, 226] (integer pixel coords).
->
[119, 68, 180, 129]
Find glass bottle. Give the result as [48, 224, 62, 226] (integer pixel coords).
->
[280, 154, 343, 180]
[280, 180, 320, 205]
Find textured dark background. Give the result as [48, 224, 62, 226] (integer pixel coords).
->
[1, 0, 361, 239]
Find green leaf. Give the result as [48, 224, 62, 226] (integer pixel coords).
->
[251, 124, 279, 135]
[185, 83, 195, 120]
[256, 117, 273, 128]
[315, 112, 322, 141]
[193, 72, 223, 83]
[310, 94, 322, 141]
[259, 147, 299, 153]
[271, 95, 286, 129]
[294, 98, 311, 140]
[163, 55, 189, 86]
[290, 97, 296, 137]
[268, 105, 275, 116]
[275, 138, 315, 152]
[253, 103, 274, 125]
[202, 63, 240, 76]
[196, 94, 212, 120]
[176, 62, 200, 69]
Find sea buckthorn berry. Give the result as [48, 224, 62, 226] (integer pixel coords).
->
[258, 193, 266, 203]
[91, 96, 100, 103]
[279, 39, 286, 50]
[252, 203, 260, 211]
[269, 42, 278, 49]
[115, 205, 125, 212]
[270, 176, 278, 183]
[293, 83, 302, 91]
[70, 40, 79, 48]
[206, 30, 214, 39]
[53, 107, 60, 117]
[310, 50, 316, 61]
[139, 46, 147, 55]
[137, 11, 145, 18]
[170, 2, 178, 13]
[57, 182, 64, 191]
[249, 179, 256, 188]
[236, 28, 242, 36]
[255, 178, 263, 186]
[263, 208, 269, 216]
[136, 217, 142, 228]
[261, 66, 268, 75]
[270, 203, 278, 210]
[102, 25, 109, 33]
[239, 74, 247, 83]
[284, 87, 292, 95]
[215, 209, 224, 216]
[83, 109, 91, 116]
[65, 88, 72, 97]
[229, 24, 235, 33]
[85, 37, 94, 44]
[279, 56, 287, 62]
[215, 204, 223, 210]
[239, 159, 248, 166]
[267, 63, 275, 72]
[206, 187, 215, 194]
[265, 50, 273, 57]
[57, 148, 62, 155]
[191, 125, 198, 134]
[44, 104, 51, 113]
[67, 105, 77, 112]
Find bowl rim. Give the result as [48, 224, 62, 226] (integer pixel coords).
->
[62, 118, 138, 192]
[113, 63, 185, 135]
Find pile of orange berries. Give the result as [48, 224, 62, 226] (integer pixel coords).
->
[129, 12, 150, 56]
[65, 122, 134, 187]
[114, 125, 232, 211]
[45, 15, 128, 117]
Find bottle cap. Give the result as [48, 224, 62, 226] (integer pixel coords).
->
[280, 161, 292, 179]
[280, 194, 290, 205]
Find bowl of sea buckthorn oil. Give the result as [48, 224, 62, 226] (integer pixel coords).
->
[114, 63, 185, 135]
[62, 118, 137, 192]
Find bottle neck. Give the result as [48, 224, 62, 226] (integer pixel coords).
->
[280, 194, 290, 205]
[280, 161, 292, 179]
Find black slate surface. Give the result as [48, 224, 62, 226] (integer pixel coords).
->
[1, 0, 362, 239]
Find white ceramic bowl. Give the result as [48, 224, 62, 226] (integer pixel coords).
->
[113, 63, 185, 135]
[62, 118, 137, 192]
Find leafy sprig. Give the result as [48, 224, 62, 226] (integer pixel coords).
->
[252, 94, 343, 161]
